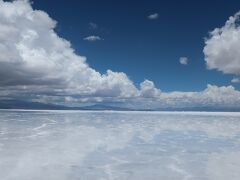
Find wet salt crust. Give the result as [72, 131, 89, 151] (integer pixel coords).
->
[0, 110, 240, 180]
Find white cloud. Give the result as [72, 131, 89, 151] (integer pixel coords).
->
[140, 80, 161, 98]
[231, 78, 240, 83]
[148, 13, 159, 20]
[128, 84, 240, 109]
[179, 57, 188, 65]
[83, 35, 102, 42]
[0, 0, 136, 99]
[0, 0, 240, 109]
[204, 11, 240, 75]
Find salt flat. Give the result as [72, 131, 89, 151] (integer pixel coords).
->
[0, 110, 240, 180]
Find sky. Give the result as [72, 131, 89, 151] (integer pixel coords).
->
[0, 0, 240, 109]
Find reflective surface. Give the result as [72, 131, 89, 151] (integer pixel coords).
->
[0, 110, 240, 180]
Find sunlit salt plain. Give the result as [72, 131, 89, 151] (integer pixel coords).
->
[0, 110, 240, 180]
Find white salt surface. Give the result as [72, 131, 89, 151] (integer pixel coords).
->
[0, 110, 240, 180]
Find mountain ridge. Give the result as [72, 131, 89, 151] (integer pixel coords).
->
[0, 99, 240, 112]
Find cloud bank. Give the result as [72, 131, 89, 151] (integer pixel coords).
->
[0, 0, 239, 109]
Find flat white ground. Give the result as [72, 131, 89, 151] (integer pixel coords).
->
[0, 110, 240, 180]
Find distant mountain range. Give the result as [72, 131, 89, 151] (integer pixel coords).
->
[0, 99, 131, 111]
[0, 99, 240, 112]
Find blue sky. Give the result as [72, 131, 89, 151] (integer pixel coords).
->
[0, 0, 240, 109]
[32, 0, 240, 91]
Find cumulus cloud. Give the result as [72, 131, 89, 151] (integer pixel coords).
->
[136, 84, 240, 109]
[204, 11, 240, 75]
[0, 0, 136, 99]
[140, 80, 161, 98]
[147, 13, 159, 20]
[83, 35, 102, 42]
[0, 0, 239, 109]
[179, 57, 188, 65]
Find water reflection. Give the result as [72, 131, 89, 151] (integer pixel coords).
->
[0, 110, 240, 180]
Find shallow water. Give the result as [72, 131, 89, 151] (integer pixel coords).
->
[0, 110, 240, 180]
